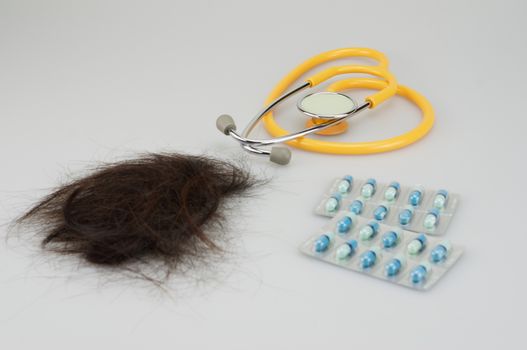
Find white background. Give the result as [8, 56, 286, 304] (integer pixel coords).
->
[1, 0, 526, 348]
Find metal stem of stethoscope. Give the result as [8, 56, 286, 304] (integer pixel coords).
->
[216, 82, 370, 165]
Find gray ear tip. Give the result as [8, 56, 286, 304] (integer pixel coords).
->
[216, 114, 236, 135]
[269, 147, 292, 165]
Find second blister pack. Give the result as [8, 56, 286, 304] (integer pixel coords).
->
[299, 212, 464, 291]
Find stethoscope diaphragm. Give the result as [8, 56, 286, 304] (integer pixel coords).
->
[297, 92, 357, 120]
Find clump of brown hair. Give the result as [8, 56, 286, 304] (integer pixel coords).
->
[17, 153, 257, 281]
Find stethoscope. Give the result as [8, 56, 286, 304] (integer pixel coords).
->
[216, 48, 434, 165]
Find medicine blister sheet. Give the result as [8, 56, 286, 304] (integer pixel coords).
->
[315, 176, 460, 235]
[299, 212, 464, 291]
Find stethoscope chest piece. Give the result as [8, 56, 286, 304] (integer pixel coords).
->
[298, 92, 356, 136]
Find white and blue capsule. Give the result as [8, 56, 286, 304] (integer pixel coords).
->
[433, 190, 449, 210]
[359, 246, 380, 269]
[384, 181, 401, 202]
[382, 228, 402, 249]
[410, 262, 432, 284]
[337, 175, 354, 194]
[373, 202, 389, 221]
[349, 198, 365, 215]
[359, 221, 380, 241]
[430, 241, 452, 263]
[407, 234, 427, 255]
[385, 254, 406, 277]
[398, 205, 415, 226]
[325, 193, 341, 213]
[314, 232, 335, 253]
[335, 239, 358, 260]
[337, 214, 354, 234]
[408, 186, 424, 207]
[360, 178, 377, 199]
[423, 208, 440, 230]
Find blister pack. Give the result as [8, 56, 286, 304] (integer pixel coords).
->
[315, 176, 460, 235]
[299, 212, 464, 291]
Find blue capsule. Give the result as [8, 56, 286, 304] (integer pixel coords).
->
[399, 206, 414, 225]
[433, 189, 449, 210]
[337, 175, 354, 194]
[430, 241, 451, 263]
[410, 262, 431, 284]
[349, 198, 365, 215]
[314, 233, 334, 253]
[382, 229, 401, 248]
[325, 193, 341, 213]
[335, 239, 358, 260]
[337, 215, 353, 234]
[408, 188, 423, 207]
[373, 204, 389, 221]
[359, 247, 380, 269]
[359, 221, 380, 241]
[384, 182, 400, 202]
[360, 178, 377, 199]
[424, 208, 440, 230]
[385, 255, 405, 277]
[407, 234, 427, 255]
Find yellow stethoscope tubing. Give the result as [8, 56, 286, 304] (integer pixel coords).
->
[261, 48, 434, 154]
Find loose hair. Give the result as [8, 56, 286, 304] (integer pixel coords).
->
[17, 153, 257, 281]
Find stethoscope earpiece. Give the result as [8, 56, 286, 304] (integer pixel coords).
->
[269, 147, 291, 165]
[216, 114, 236, 135]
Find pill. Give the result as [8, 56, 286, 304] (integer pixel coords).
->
[374, 203, 389, 221]
[360, 178, 377, 199]
[360, 246, 380, 269]
[410, 262, 431, 284]
[336, 239, 358, 260]
[349, 198, 365, 215]
[430, 241, 452, 263]
[337, 175, 354, 194]
[408, 187, 423, 206]
[423, 208, 440, 230]
[433, 190, 449, 210]
[385, 255, 406, 277]
[399, 206, 415, 225]
[384, 181, 400, 202]
[337, 215, 354, 234]
[325, 193, 341, 213]
[314, 232, 335, 253]
[382, 229, 402, 248]
[359, 221, 380, 241]
[407, 234, 427, 255]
